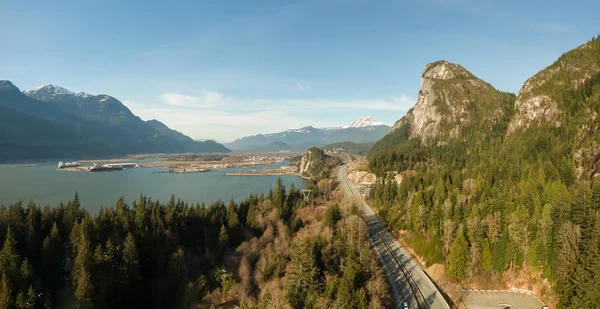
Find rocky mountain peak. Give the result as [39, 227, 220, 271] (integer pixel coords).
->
[422, 60, 474, 81]
[24, 84, 74, 96]
[388, 60, 512, 145]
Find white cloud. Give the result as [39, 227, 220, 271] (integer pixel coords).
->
[295, 82, 309, 92]
[159, 90, 232, 108]
[123, 91, 414, 142]
[530, 22, 573, 34]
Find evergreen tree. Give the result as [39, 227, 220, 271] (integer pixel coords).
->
[121, 233, 141, 308]
[448, 234, 469, 280]
[0, 226, 21, 287]
[481, 238, 493, 272]
[285, 239, 320, 309]
[335, 256, 362, 309]
[15, 291, 24, 309]
[25, 285, 36, 309]
[218, 225, 228, 248]
[0, 274, 12, 309]
[71, 220, 93, 309]
[325, 204, 342, 230]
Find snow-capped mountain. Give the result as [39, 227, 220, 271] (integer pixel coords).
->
[23, 84, 137, 124]
[0, 81, 231, 159]
[23, 84, 74, 97]
[226, 117, 391, 152]
[349, 116, 387, 128]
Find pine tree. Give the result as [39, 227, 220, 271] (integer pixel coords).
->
[20, 259, 32, 289]
[335, 257, 362, 309]
[226, 201, 242, 245]
[218, 225, 228, 248]
[25, 201, 40, 263]
[448, 234, 469, 280]
[74, 266, 93, 309]
[121, 233, 141, 308]
[71, 220, 93, 309]
[25, 285, 36, 309]
[15, 291, 24, 309]
[285, 239, 320, 309]
[569, 213, 600, 307]
[482, 238, 493, 272]
[0, 274, 12, 309]
[273, 177, 286, 212]
[325, 204, 342, 230]
[41, 222, 62, 292]
[0, 226, 21, 286]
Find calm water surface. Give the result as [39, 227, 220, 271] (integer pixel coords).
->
[0, 160, 306, 213]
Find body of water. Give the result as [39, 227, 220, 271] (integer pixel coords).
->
[0, 160, 306, 213]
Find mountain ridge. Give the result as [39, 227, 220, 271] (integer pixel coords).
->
[372, 60, 515, 154]
[227, 117, 390, 152]
[0, 80, 230, 160]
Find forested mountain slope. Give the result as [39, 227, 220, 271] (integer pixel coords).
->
[367, 36, 600, 307]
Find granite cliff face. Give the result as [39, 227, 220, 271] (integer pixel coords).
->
[507, 39, 600, 133]
[505, 37, 600, 178]
[386, 61, 515, 145]
[298, 147, 340, 180]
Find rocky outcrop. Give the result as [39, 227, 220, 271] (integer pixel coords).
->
[298, 150, 315, 176]
[388, 61, 514, 145]
[507, 95, 560, 132]
[504, 37, 600, 179]
[507, 39, 600, 133]
[298, 147, 340, 180]
[347, 170, 377, 185]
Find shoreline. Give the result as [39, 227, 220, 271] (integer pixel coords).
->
[225, 165, 310, 180]
[226, 173, 311, 180]
[50, 153, 299, 174]
[52, 153, 305, 176]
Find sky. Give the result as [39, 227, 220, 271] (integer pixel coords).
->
[1, 0, 599, 143]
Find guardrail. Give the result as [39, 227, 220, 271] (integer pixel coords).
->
[462, 288, 546, 306]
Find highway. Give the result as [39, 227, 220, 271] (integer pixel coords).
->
[338, 165, 451, 309]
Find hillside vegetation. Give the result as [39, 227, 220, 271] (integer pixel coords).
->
[323, 141, 374, 155]
[367, 36, 600, 308]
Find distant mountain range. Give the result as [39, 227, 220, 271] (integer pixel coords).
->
[0, 82, 230, 161]
[226, 117, 390, 152]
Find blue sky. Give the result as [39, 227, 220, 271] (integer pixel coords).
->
[1, 0, 599, 142]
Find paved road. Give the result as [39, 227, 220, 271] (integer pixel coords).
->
[338, 165, 451, 309]
[462, 290, 546, 309]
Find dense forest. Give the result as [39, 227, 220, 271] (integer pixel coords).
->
[0, 169, 389, 308]
[368, 37, 600, 308]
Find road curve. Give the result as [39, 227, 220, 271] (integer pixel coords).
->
[338, 165, 451, 309]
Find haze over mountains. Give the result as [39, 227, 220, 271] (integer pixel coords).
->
[226, 116, 390, 152]
[0, 81, 230, 161]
